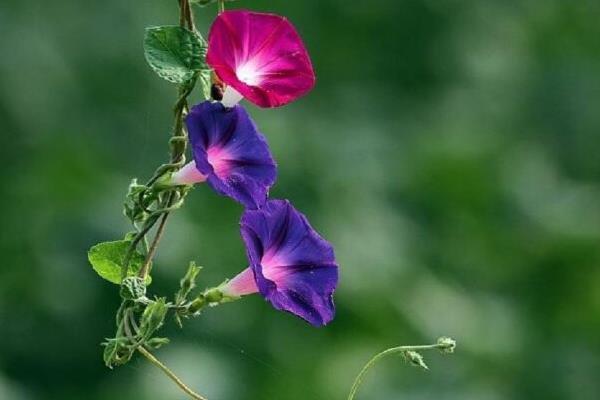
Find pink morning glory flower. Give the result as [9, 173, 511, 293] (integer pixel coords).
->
[171, 101, 276, 209]
[222, 199, 338, 326]
[207, 10, 316, 108]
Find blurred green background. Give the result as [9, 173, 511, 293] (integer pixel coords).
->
[1, 0, 600, 399]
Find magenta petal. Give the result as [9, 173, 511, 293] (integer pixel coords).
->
[207, 10, 316, 108]
[240, 199, 338, 326]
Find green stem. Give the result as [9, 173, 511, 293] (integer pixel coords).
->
[218, 0, 225, 14]
[347, 342, 449, 400]
[121, 216, 160, 281]
[138, 346, 208, 400]
[138, 194, 173, 280]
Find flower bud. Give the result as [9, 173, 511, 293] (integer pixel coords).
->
[175, 262, 202, 304]
[436, 337, 457, 354]
[187, 295, 206, 314]
[403, 351, 429, 370]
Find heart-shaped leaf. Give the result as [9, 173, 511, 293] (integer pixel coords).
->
[144, 25, 208, 83]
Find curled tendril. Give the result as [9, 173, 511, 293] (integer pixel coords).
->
[347, 338, 457, 400]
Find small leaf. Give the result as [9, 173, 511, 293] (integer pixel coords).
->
[102, 337, 133, 368]
[144, 25, 208, 83]
[120, 276, 147, 300]
[88, 240, 146, 284]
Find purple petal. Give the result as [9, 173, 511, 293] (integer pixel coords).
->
[240, 199, 338, 326]
[186, 101, 277, 209]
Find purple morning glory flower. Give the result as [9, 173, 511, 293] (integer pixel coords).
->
[223, 199, 339, 326]
[172, 101, 276, 209]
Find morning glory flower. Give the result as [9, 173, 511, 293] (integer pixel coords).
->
[171, 101, 276, 209]
[207, 10, 316, 108]
[222, 199, 338, 326]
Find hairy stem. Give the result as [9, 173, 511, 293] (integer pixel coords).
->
[138, 204, 171, 279]
[121, 216, 160, 281]
[138, 346, 208, 400]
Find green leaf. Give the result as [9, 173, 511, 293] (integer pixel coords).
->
[144, 25, 208, 84]
[102, 337, 133, 368]
[88, 240, 146, 284]
[120, 276, 147, 300]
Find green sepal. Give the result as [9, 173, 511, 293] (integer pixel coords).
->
[175, 261, 202, 305]
[124, 179, 148, 223]
[144, 25, 208, 84]
[146, 337, 170, 350]
[88, 240, 150, 285]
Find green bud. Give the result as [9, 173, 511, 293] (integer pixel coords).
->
[175, 262, 202, 304]
[139, 298, 168, 339]
[120, 277, 147, 300]
[187, 295, 206, 314]
[403, 350, 429, 370]
[436, 337, 457, 354]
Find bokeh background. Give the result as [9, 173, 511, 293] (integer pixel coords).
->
[1, 0, 600, 399]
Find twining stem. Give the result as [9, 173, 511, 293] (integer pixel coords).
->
[122, 217, 160, 281]
[138, 212, 169, 278]
[138, 193, 173, 279]
[138, 346, 208, 400]
[133, 0, 198, 281]
[347, 342, 452, 400]
[179, 0, 194, 30]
